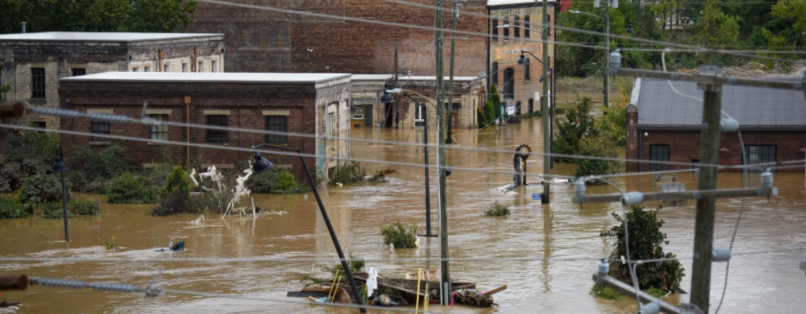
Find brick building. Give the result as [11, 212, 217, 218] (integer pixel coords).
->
[488, 0, 556, 115]
[626, 78, 806, 172]
[187, 0, 489, 76]
[394, 75, 486, 129]
[59, 72, 352, 183]
[350, 74, 393, 129]
[0, 31, 224, 129]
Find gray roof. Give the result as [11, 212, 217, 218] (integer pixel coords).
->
[61, 72, 351, 84]
[634, 78, 806, 130]
[0, 32, 223, 42]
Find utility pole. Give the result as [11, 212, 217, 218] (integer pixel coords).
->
[602, 0, 610, 109]
[423, 107, 432, 237]
[689, 66, 723, 313]
[434, 0, 451, 306]
[446, 0, 458, 144]
[541, 0, 551, 204]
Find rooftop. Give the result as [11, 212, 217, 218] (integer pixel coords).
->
[397, 75, 482, 82]
[352, 74, 394, 81]
[488, 0, 555, 7]
[633, 78, 806, 130]
[0, 32, 223, 42]
[61, 72, 351, 84]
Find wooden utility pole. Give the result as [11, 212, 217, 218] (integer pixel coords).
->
[433, 0, 451, 306]
[446, 0, 457, 144]
[541, 0, 551, 203]
[689, 66, 723, 313]
[603, 0, 610, 109]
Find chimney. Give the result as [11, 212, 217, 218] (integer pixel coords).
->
[21, 22, 26, 33]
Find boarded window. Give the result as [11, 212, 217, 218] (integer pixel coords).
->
[206, 115, 228, 143]
[649, 145, 670, 171]
[265, 116, 288, 143]
[31, 68, 46, 99]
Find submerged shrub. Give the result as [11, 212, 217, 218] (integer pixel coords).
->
[0, 196, 30, 219]
[106, 173, 158, 204]
[152, 193, 197, 216]
[368, 168, 396, 183]
[19, 173, 71, 204]
[330, 162, 367, 185]
[484, 202, 510, 217]
[42, 200, 98, 219]
[248, 168, 302, 193]
[381, 222, 417, 249]
[160, 166, 191, 198]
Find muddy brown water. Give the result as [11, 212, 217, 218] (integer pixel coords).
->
[1, 118, 805, 313]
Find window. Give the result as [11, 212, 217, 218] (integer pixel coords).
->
[211, 61, 217, 72]
[414, 103, 425, 127]
[133, 67, 139, 72]
[91, 121, 110, 141]
[198, 61, 204, 72]
[492, 18, 499, 41]
[451, 103, 461, 110]
[150, 114, 169, 141]
[163, 64, 169, 72]
[524, 60, 530, 81]
[503, 18, 509, 40]
[524, 16, 530, 38]
[503, 68, 515, 99]
[514, 16, 520, 38]
[528, 99, 534, 113]
[72, 68, 86, 76]
[206, 115, 228, 143]
[30, 121, 46, 129]
[265, 116, 288, 144]
[144, 66, 150, 72]
[182, 63, 188, 72]
[516, 101, 522, 116]
[649, 145, 670, 171]
[31, 68, 46, 99]
[491, 62, 499, 86]
[744, 145, 776, 166]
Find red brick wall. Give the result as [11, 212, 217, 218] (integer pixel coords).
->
[58, 80, 321, 183]
[188, 0, 489, 75]
[629, 129, 806, 172]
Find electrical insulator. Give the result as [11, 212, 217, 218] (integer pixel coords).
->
[597, 258, 609, 285]
[712, 248, 731, 262]
[720, 117, 739, 133]
[621, 191, 644, 206]
[639, 302, 661, 314]
[609, 50, 622, 75]
[760, 170, 773, 190]
[574, 179, 586, 203]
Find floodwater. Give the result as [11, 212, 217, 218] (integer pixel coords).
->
[1, 118, 805, 313]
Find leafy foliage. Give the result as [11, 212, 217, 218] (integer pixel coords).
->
[106, 172, 158, 204]
[381, 222, 417, 249]
[553, 98, 596, 162]
[0, 130, 59, 192]
[600, 206, 685, 293]
[597, 103, 627, 147]
[694, 0, 740, 65]
[575, 135, 622, 183]
[43, 200, 99, 219]
[0, 196, 30, 219]
[66, 145, 132, 193]
[484, 201, 510, 217]
[330, 162, 367, 185]
[152, 193, 196, 216]
[160, 166, 191, 198]
[590, 284, 622, 300]
[100, 236, 119, 250]
[19, 173, 71, 204]
[0, 0, 197, 34]
[320, 254, 365, 276]
[248, 168, 303, 193]
[478, 84, 502, 128]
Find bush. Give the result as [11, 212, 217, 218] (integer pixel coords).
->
[248, 168, 303, 193]
[575, 135, 622, 184]
[0, 130, 58, 192]
[66, 145, 132, 192]
[320, 254, 365, 276]
[0, 196, 30, 219]
[368, 168, 396, 183]
[106, 173, 158, 204]
[600, 205, 685, 294]
[100, 236, 120, 250]
[381, 222, 417, 249]
[553, 98, 595, 162]
[597, 103, 627, 147]
[152, 193, 197, 216]
[19, 173, 71, 204]
[590, 284, 622, 300]
[484, 202, 510, 217]
[43, 200, 99, 219]
[160, 166, 191, 198]
[330, 162, 367, 185]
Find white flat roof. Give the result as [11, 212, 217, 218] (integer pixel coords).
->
[352, 74, 394, 81]
[488, 0, 555, 6]
[0, 32, 223, 42]
[397, 76, 481, 82]
[61, 72, 351, 84]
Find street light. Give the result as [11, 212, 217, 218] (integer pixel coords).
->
[51, 145, 69, 242]
[250, 144, 366, 313]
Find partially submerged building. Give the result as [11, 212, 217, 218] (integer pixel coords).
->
[59, 72, 352, 182]
[626, 78, 806, 172]
[393, 75, 486, 129]
[350, 74, 393, 129]
[0, 31, 225, 128]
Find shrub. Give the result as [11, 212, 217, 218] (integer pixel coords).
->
[106, 173, 158, 204]
[600, 205, 685, 294]
[43, 200, 98, 219]
[590, 284, 622, 300]
[484, 201, 510, 217]
[100, 236, 120, 250]
[597, 102, 627, 147]
[575, 135, 622, 184]
[66, 145, 132, 192]
[330, 162, 367, 185]
[320, 254, 365, 276]
[0, 196, 30, 219]
[381, 222, 417, 249]
[152, 193, 197, 216]
[368, 168, 396, 183]
[553, 97, 595, 162]
[0, 131, 58, 192]
[19, 173, 71, 204]
[160, 166, 191, 198]
[248, 168, 302, 193]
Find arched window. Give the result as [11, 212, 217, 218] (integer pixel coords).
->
[503, 17, 509, 40]
[492, 62, 499, 86]
[492, 18, 499, 42]
[503, 68, 515, 99]
[514, 16, 520, 38]
[524, 16, 530, 38]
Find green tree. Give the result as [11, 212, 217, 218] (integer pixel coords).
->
[553, 97, 595, 161]
[597, 103, 627, 147]
[694, 0, 740, 64]
[601, 206, 685, 293]
[575, 135, 622, 182]
[160, 166, 191, 198]
[479, 84, 501, 128]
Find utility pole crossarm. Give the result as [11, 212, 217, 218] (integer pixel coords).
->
[573, 187, 776, 205]
[614, 68, 805, 91]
